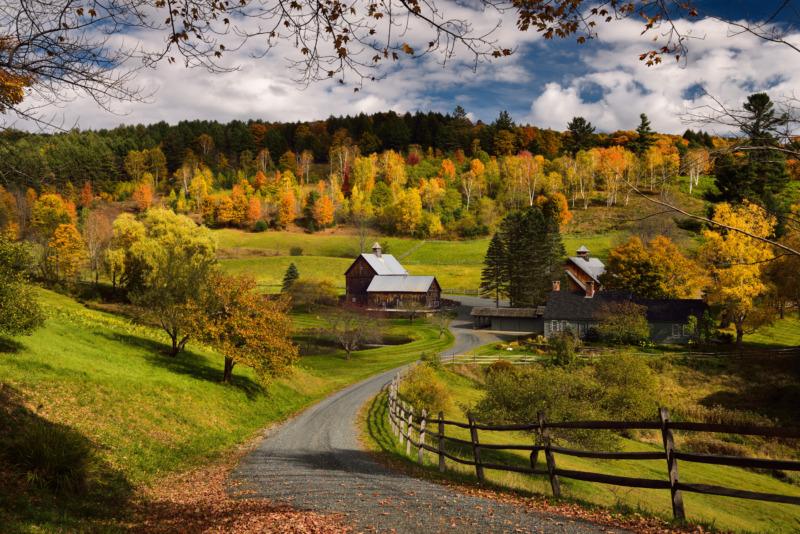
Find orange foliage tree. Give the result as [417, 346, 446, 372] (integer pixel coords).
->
[132, 182, 154, 211]
[312, 195, 335, 228]
[79, 181, 94, 208]
[188, 272, 298, 383]
[246, 196, 262, 225]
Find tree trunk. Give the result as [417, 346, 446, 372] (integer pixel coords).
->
[222, 357, 235, 383]
[735, 324, 744, 349]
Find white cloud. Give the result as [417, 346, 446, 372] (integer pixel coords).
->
[5, 0, 537, 131]
[525, 17, 800, 134]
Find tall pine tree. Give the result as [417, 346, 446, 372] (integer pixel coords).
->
[563, 116, 596, 155]
[480, 232, 507, 306]
[630, 113, 655, 155]
[483, 202, 565, 307]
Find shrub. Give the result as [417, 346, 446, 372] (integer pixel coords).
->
[594, 353, 658, 421]
[584, 327, 601, 343]
[549, 330, 579, 366]
[473, 364, 615, 449]
[399, 365, 450, 414]
[486, 359, 514, 375]
[288, 279, 338, 312]
[6, 419, 91, 494]
[253, 220, 268, 232]
[289, 246, 303, 256]
[595, 301, 650, 345]
[420, 352, 442, 371]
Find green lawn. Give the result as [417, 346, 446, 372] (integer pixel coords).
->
[363, 367, 800, 533]
[0, 288, 452, 531]
[744, 316, 800, 347]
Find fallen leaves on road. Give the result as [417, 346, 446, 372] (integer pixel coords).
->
[124, 451, 349, 533]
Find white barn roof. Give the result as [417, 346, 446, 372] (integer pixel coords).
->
[359, 253, 408, 276]
[367, 275, 436, 293]
[568, 256, 605, 283]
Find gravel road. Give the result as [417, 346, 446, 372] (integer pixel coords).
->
[231, 298, 615, 533]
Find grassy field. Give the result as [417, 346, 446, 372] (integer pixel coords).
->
[363, 366, 800, 533]
[742, 316, 800, 348]
[0, 289, 452, 531]
[215, 228, 628, 293]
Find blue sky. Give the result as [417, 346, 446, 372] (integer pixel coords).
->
[12, 1, 800, 134]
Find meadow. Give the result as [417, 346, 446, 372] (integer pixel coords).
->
[0, 288, 452, 531]
[363, 364, 800, 533]
[215, 227, 627, 293]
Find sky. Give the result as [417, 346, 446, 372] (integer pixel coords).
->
[9, 0, 800, 134]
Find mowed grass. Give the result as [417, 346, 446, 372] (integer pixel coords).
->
[363, 368, 800, 533]
[743, 316, 800, 347]
[215, 229, 624, 293]
[0, 288, 452, 530]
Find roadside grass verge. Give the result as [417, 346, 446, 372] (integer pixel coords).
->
[0, 288, 451, 531]
[362, 366, 800, 533]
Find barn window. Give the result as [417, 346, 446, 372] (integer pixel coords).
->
[672, 324, 681, 337]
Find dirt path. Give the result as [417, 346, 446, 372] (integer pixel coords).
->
[230, 297, 619, 532]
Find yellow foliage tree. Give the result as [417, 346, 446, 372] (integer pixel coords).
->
[230, 184, 249, 226]
[701, 202, 775, 346]
[47, 223, 87, 282]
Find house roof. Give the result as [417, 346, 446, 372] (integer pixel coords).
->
[367, 275, 437, 293]
[543, 290, 707, 323]
[471, 307, 545, 318]
[567, 256, 606, 283]
[352, 253, 408, 276]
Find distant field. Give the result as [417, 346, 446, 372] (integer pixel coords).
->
[215, 229, 626, 293]
[364, 367, 800, 533]
[743, 316, 800, 347]
[0, 289, 452, 530]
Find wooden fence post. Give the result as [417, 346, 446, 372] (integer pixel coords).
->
[400, 402, 407, 446]
[659, 407, 685, 521]
[406, 409, 414, 456]
[418, 408, 427, 464]
[538, 412, 561, 498]
[437, 411, 446, 472]
[468, 413, 485, 483]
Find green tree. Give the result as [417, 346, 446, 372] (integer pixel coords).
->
[480, 232, 507, 306]
[0, 236, 44, 336]
[630, 113, 655, 156]
[595, 301, 650, 345]
[127, 209, 218, 355]
[563, 116, 595, 155]
[713, 93, 790, 226]
[282, 262, 300, 292]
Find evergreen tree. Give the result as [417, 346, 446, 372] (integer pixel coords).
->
[713, 93, 790, 230]
[564, 116, 596, 155]
[480, 232, 507, 306]
[630, 113, 655, 155]
[282, 263, 300, 292]
[485, 203, 565, 307]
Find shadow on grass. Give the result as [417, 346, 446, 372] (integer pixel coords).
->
[0, 382, 133, 531]
[96, 332, 265, 400]
[0, 336, 25, 354]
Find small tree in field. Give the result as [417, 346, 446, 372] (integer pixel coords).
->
[322, 309, 382, 360]
[433, 309, 455, 338]
[281, 263, 299, 292]
[549, 330, 579, 366]
[0, 236, 44, 336]
[189, 272, 298, 383]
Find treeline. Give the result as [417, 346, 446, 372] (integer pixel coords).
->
[0, 107, 718, 194]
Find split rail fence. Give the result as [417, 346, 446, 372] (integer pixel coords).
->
[386, 373, 800, 521]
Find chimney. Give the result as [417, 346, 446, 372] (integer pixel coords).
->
[577, 245, 590, 261]
[552, 280, 560, 292]
[372, 242, 382, 258]
[585, 281, 596, 298]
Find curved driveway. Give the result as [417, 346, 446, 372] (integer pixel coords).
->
[230, 297, 611, 533]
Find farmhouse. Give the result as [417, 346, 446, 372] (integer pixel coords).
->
[344, 243, 442, 309]
[543, 289, 707, 343]
[470, 245, 706, 344]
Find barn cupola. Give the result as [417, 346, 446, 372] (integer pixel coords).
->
[576, 245, 590, 261]
[372, 242, 382, 258]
